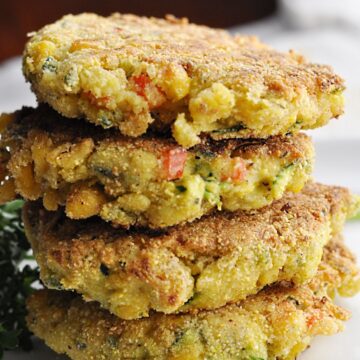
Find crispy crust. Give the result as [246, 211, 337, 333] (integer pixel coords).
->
[1, 106, 314, 228]
[25, 13, 344, 97]
[1, 105, 312, 158]
[23, 183, 360, 319]
[23, 13, 344, 146]
[27, 237, 357, 360]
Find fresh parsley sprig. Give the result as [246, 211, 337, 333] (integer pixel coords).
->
[0, 200, 39, 358]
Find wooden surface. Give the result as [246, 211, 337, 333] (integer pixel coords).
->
[0, 0, 276, 61]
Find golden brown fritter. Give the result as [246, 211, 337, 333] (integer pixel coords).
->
[23, 183, 360, 320]
[0, 106, 314, 228]
[26, 236, 359, 360]
[23, 13, 344, 147]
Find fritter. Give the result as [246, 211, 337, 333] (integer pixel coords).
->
[23, 13, 344, 147]
[0, 106, 314, 228]
[23, 183, 360, 320]
[26, 237, 359, 360]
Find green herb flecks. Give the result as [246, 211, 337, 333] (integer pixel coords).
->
[93, 165, 115, 179]
[99, 115, 113, 128]
[0, 200, 39, 358]
[64, 67, 79, 88]
[45, 274, 63, 290]
[273, 162, 295, 185]
[212, 123, 247, 134]
[204, 179, 221, 208]
[42, 56, 58, 73]
[183, 292, 200, 306]
[176, 185, 187, 193]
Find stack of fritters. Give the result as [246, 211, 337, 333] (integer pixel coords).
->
[1, 13, 359, 359]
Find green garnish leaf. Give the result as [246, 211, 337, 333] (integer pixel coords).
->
[0, 200, 39, 358]
[0, 326, 19, 349]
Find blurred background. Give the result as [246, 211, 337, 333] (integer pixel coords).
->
[1, 1, 360, 359]
[0, 0, 277, 60]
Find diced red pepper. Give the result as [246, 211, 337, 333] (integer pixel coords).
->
[132, 74, 150, 98]
[83, 91, 110, 108]
[221, 157, 247, 182]
[306, 314, 317, 329]
[130, 73, 166, 109]
[161, 148, 188, 180]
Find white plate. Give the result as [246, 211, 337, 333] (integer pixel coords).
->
[4, 139, 360, 359]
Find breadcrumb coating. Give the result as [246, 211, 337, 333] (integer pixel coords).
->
[23, 183, 360, 319]
[0, 106, 314, 228]
[26, 236, 358, 360]
[23, 13, 344, 147]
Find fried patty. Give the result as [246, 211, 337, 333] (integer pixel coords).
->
[0, 106, 314, 228]
[23, 183, 360, 320]
[23, 13, 344, 147]
[26, 237, 359, 360]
